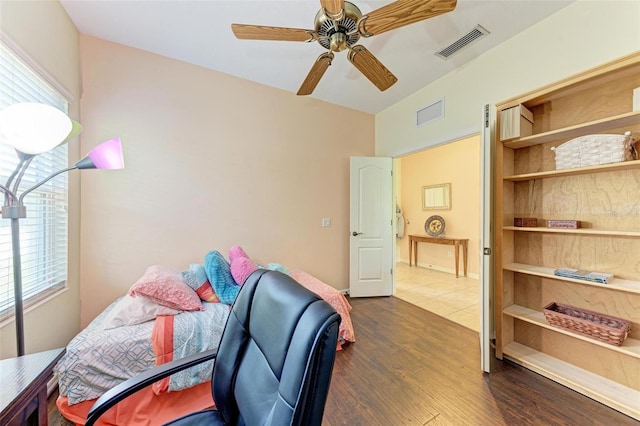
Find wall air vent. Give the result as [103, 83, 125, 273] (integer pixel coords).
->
[436, 25, 489, 60]
[416, 98, 444, 127]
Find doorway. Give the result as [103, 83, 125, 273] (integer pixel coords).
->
[393, 134, 481, 332]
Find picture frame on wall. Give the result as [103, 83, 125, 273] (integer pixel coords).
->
[422, 183, 451, 210]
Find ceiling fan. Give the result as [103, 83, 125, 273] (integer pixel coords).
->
[231, 0, 457, 96]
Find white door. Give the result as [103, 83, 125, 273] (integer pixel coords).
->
[480, 104, 493, 373]
[349, 156, 393, 297]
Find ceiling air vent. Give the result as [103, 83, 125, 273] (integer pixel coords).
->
[416, 98, 444, 127]
[436, 25, 489, 59]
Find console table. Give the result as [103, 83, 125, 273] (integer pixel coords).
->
[408, 234, 469, 277]
[0, 347, 65, 426]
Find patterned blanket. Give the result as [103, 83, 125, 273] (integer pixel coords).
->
[55, 269, 354, 406]
[151, 302, 230, 393]
[55, 300, 229, 405]
[55, 299, 155, 405]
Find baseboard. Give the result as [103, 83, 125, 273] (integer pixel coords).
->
[407, 262, 480, 280]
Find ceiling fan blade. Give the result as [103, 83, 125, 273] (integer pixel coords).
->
[360, 0, 457, 37]
[231, 24, 315, 42]
[320, 0, 345, 16]
[347, 45, 397, 91]
[297, 52, 334, 96]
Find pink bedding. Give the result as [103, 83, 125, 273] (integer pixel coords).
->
[289, 269, 355, 349]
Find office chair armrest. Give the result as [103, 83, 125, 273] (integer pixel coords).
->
[85, 349, 218, 426]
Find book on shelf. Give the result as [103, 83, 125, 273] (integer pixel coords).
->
[553, 268, 613, 284]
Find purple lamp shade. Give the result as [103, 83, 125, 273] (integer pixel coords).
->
[75, 137, 125, 170]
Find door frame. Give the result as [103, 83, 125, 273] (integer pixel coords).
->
[390, 128, 491, 373]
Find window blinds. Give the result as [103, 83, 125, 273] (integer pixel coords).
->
[0, 42, 70, 320]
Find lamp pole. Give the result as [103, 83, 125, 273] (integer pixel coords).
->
[7, 209, 25, 356]
[2, 166, 75, 356]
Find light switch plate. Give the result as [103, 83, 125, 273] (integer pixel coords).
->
[322, 218, 331, 227]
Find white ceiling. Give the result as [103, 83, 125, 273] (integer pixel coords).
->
[60, 0, 574, 114]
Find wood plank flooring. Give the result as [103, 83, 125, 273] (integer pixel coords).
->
[50, 295, 638, 425]
[322, 296, 638, 425]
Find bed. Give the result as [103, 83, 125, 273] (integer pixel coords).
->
[55, 248, 354, 425]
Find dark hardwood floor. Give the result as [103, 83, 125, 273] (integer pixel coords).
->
[322, 296, 638, 425]
[50, 296, 638, 425]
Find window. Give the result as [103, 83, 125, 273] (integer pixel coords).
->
[0, 41, 70, 321]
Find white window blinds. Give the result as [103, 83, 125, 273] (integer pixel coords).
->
[0, 41, 70, 320]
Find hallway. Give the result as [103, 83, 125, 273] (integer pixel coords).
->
[394, 262, 480, 331]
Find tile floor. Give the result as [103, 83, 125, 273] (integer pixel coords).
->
[394, 262, 480, 332]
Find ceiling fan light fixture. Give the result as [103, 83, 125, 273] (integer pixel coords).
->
[330, 32, 347, 51]
[315, 1, 362, 51]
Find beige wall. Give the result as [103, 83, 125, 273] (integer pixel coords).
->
[0, 0, 82, 358]
[2, 0, 639, 358]
[78, 35, 374, 325]
[397, 136, 480, 277]
[376, 0, 640, 157]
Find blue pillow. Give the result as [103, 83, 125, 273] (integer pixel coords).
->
[267, 262, 290, 275]
[204, 250, 240, 305]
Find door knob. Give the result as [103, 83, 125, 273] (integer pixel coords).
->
[352, 231, 362, 236]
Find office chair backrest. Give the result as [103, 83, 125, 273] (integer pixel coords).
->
[211, 269, 341, 426]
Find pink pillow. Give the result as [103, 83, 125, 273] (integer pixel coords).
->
[129, 265, 202, 311]
[229, 245, 258, 285]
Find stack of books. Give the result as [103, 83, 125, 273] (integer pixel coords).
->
[554, 268, 613, 284]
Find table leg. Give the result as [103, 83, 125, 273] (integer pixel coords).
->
[454, 241, 460, 277]
[37, 387, 47, 426]
[409, 238, 412, 266]
[463, 241, 468, 277]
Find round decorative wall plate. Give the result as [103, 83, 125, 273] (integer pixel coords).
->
[425, 215, 445, 237]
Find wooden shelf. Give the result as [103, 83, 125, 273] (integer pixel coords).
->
[496, 52, 640, 421]
[502, 342, 640, 420]
[504, 304, 640, 358]
[503, 226, 640, 238]
[502, 110, 640, 149]
[503, 159, 640, 181]
[503, 263, 640, 294]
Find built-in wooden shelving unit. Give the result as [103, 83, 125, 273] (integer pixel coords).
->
[494, 51, 640, 420]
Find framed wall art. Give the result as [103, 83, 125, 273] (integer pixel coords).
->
[422, 183, 451, 210]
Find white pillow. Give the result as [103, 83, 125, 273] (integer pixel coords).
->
[102, 294, 181, 330]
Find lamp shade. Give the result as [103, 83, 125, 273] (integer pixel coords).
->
[0, 103, 72, 154]
[75, 137, 125, 170]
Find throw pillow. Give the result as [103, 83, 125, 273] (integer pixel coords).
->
[129, 265, 202, 311]
[266, 262, 290, 275]
[204, 250, 240, 305]
[103, 294, 181, 330]
[182, 263, 220, 303]
[229, 245, 258, 285]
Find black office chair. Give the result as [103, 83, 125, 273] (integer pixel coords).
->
[85, 269, 341, 426]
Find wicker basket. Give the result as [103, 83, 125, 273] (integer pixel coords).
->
[551, 131, 637, 170]
[542, 302, 631, 346]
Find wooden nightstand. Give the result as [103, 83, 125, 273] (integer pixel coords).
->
[0, 347, 65, 426]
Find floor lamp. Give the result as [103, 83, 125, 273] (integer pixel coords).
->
[0, 102, 125, 357]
